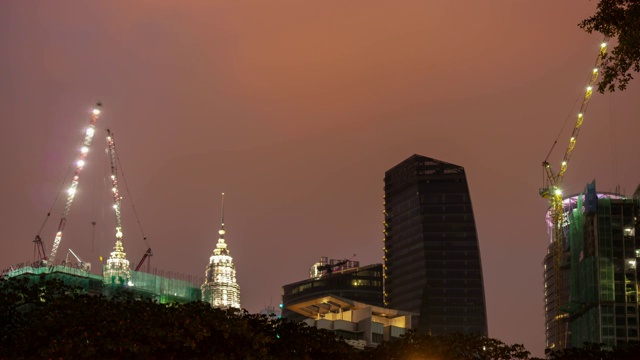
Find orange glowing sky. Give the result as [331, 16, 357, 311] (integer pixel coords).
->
[2, 1, 640, 356]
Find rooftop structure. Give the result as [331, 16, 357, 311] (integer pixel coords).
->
[282, 263, 383, 323]
[309, 256, 359, 279]
[291, 295, 414, 349]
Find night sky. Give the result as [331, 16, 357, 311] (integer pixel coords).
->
[2, 1, 639, 357]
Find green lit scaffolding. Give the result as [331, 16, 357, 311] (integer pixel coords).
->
[3, 262, 202, 304]
[568, 188, 637, 348]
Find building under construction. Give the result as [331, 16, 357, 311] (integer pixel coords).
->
[2, 261, 203, 303]
[543, 181, 640, 349]
[1, 105, 204, 305]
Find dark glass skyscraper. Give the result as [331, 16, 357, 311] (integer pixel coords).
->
[383, 154, 488, 335]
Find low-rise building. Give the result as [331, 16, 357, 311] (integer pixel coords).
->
[288, 294, 414, 349]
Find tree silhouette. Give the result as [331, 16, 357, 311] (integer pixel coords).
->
[580, 0, 640, 92]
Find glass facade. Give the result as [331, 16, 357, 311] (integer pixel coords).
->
[384, 154, 488, 335]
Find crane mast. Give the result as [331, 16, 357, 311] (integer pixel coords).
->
[107, 129, 152, 274]
[48, 104, 102, 262]
[540, 40, 608, 349]
[135, 248, 153, 272]
[106, 129, 124, 244]
[102, 128, 133, 285]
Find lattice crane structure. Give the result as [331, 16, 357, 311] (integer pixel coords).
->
[103, 129, 132, 284]
[35, 104, 102, 263]
[32, 104, 152, 282]
[539, 39, 608, 349]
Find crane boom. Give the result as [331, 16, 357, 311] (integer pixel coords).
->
[135, 248, 152, 271]
[542, 40, 609, 192]
[107, 130, 151, 273]
[106, 129, 124, 243]
[540, 39, 608, 350]
[49, 104, 102, 261]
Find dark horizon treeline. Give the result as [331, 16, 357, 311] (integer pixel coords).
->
[1, 278, 638, 359]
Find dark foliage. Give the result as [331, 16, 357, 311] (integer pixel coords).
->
[11, 278, 636, 359]
[359, 331, 533, 360]
[0, 278, 353, 359]
[580, 0, 640, 92]
[545, 341, 640, 360]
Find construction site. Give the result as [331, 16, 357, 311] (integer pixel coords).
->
[543, 183, 640, 349]
[540, 38, 640, 350]
[0, 105, 203, 304]
[0, 14, 640, 350]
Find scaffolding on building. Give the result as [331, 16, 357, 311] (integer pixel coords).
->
[1, 261, 202, 304]
[562, 182, 640, 349]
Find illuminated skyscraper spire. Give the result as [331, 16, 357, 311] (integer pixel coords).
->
[201, 193, 241, 309]
[216, 193, 228, 255]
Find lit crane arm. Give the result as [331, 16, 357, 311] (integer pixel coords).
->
[539, 39, 607, 349]
[49, 105, 102, 261]
[542, 40, 608, 194]
[106, 129, 124, 242]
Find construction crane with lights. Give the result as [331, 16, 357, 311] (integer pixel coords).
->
[539, 39, 608, 349]
[32, 105, 152, 274]
[106, 129, 153, 273]
[33, 104, 102, 263]
[106, 129, 125, 249]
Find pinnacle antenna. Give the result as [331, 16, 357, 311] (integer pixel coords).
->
[220, 193, 225, 227]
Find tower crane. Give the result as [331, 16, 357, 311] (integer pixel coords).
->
[135, 247, 153, 272]
[39, 103, 102, 263]
[107, 129, 152, 273]
[106, 129, 125, 246]
[539, 39, 608, 349]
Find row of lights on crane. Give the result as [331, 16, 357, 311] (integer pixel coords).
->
[550, 41, 607, 198]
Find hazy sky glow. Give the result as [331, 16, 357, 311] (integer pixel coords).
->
[2, 1, 640, 357]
